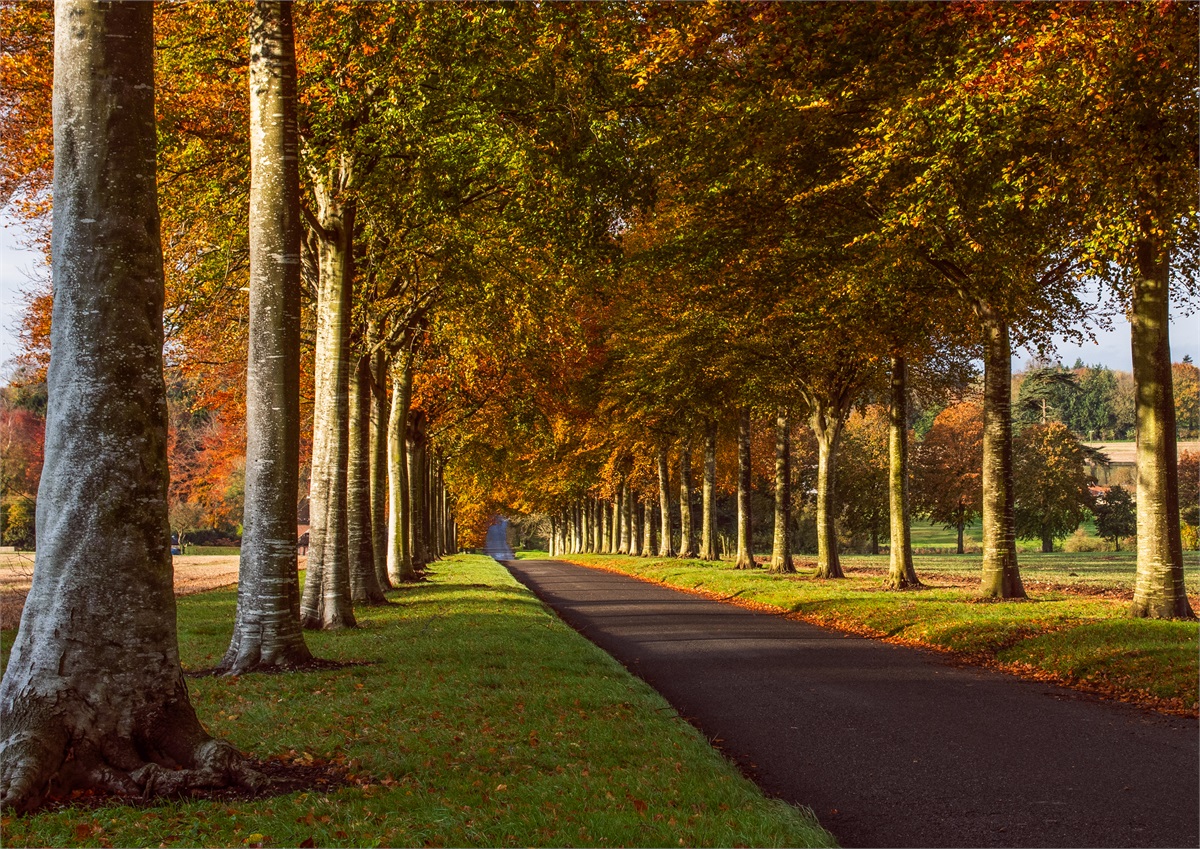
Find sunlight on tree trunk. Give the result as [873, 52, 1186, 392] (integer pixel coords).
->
[735, 408, 757, 569]
[770, 409, 794, 573]
[658, 446, 675, 557]
[223, 0, 313, 671]
[1129, 234, 1194, 619]
[0, 1, 263, 809]
[887, 356, 920, 589]
[678, 445, 696, 557]
[979, 308, 1025, 599]
[812, 402, 844, 579]
[700, 423, 718, 560]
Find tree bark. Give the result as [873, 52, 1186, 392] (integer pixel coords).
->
[658, 446, 676, 557]
[614, 481, 626, 554]
[812, 402, 845, 579]
[299, 156, 357, 629]
[641, 497, 655, 556]
[678, 445, 696, 557]
[700, 423, 718, 560]
[367, 331, 390, 590]
[770, 409, 794, 573]
[348, 356, 385, 604]
[0, 2, 263, 810]
[407, 409, 428, 571]
[386, 359, 415, 582]
[886, 355, 920, 589]
[628, 484, 638, 556]
[735, 408, 757, 569]
[222, 0, 312, 672]
[956, 508, 965, 555]
[979, 307, 1026, 599]
[610, 496, 619, 553]
[1129, 233, 1194, 618]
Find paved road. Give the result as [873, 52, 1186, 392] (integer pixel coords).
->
[504, 558, 1199, 848]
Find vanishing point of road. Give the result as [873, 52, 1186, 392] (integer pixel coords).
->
[504, 558, 1199, 848]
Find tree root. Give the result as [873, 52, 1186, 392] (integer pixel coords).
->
[2, 734, 267, 813]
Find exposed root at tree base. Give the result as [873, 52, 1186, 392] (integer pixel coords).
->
[17, 757, 350, 815]
[184, 658, 374, 677]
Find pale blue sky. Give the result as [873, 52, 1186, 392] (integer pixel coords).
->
[1, 212, 1197, 378]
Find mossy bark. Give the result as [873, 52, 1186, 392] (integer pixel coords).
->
[886, 355, 920, 589]
[1129, 234, 1194, 619]
[979, 307, 1025, 599]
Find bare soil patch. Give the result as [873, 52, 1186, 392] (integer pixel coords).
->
[0, 553, 303, 630]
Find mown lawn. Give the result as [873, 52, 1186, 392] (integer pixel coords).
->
[537, 550, 1200, 715]
[0, 555, 833, 848]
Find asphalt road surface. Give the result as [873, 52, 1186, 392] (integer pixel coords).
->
[503, 558, 1199, 848]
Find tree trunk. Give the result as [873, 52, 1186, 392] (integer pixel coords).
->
[0, 2, 263, 810]
[222, 0, 311, 672]
[299, 158, 357, 629]
[700, 423, 718, 560]
[956, 509, 965, 555]
[770, 409, 794, 573]
[812, 403, 845, 579]
[386, 360, 415, 582]
[658, 446, 676, 557]
[614, 481, 626, 554]
[735, 408, 757, 569]
[1041, 533, 1054, 554]
[407, 409, 428, 571]
[427, 438, 436, 563]
[679, 445, 696, 557]
[628, 484, 638, 556]
[979, 307, 1026, 599]
[348, 356, 385, 604]
[610, 497, 619, 553]
[886, 355, 920, 589]
[367, 332, 390, 590]
[1129, 235, 1194, 618]
[641, 497, 655, 556]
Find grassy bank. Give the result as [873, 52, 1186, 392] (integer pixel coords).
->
[536, 551, 1199, 715]
[0, 555, 833, 848]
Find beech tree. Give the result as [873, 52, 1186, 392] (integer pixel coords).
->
[220, 1, 313, 674]
[0, 1, 260, 809]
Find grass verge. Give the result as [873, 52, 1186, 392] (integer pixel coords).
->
[533, 551, 1199, 716]
[0, 554, 833, 848]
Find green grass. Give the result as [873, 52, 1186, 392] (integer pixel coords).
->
[906, 519, 1110, 552]
[183, 545, 242, 556]
[0, 555, 833, 848]
[531, 551, 1199, 714]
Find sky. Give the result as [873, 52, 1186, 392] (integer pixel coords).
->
[1, 213, 1197, 379]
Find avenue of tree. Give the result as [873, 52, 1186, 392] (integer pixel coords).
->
[0, 0, 1196, 810]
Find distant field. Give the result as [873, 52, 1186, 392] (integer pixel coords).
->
[1085, 439, 1200, 465]
[186, 545, 242, 556]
